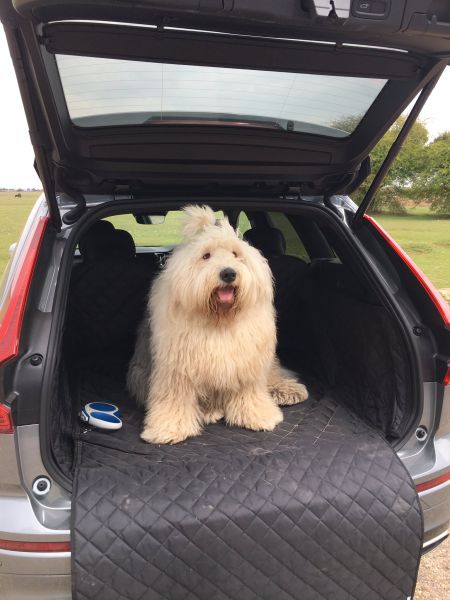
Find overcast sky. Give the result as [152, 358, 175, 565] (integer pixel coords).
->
[1, 28, 450, 189]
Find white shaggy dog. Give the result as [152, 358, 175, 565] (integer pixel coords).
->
[127, 205, 308, 444]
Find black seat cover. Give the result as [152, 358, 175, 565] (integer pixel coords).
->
[66, 222, 152, 360]
[244, 226, 286, 257]
[244, 226, 309, 355]
[71, 371, 423, 600]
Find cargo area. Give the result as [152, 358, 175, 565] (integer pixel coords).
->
[42, 205, 424, 599]
[49, 207, 416, 478]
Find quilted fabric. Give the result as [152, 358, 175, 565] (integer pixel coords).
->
[72, 383, 422, 600]
[299, 280, 410, 440]
[270, 255, 309, 356]
[66, 259, 151, 355]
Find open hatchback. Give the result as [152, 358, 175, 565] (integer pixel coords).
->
[1, 1, 450, 599]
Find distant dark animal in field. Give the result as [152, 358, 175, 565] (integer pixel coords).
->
[15, 193, 22, 198]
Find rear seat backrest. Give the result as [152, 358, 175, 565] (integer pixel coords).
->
[66, 221, 152, 358]
[243, 226, 309, 355]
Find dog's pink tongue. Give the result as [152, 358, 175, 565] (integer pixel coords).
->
[217, 287, 234, 304]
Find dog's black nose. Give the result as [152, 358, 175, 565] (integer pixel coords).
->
[220, 268, 236, 283]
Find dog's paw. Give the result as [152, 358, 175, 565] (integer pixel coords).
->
[202, 409, 224, 425]
[226, 401, 283, 432]
[140, 422, 202, 445]
[270, 380, 309, 406]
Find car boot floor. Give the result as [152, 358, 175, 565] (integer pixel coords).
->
[68, 361, 423, 600]
[73, 360, 333, 455]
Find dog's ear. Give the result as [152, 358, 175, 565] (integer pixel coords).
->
[182, 205, 217, 239]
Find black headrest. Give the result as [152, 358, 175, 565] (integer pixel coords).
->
[109, 230, 135, 259]
[244, 227, 286, 257]
[78, 221, 114, 261]
[79, 221, 135, 261]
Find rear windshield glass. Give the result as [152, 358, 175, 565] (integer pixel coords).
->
[56, 55, 386, 137]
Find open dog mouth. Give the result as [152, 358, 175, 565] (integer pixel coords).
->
[214, 285, 236, 305]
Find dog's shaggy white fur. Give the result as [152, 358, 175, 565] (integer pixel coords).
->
[127, 205, 308, 444]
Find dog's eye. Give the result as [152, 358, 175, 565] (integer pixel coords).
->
[202, 252, 211, 260]
[232, 251, 238, 258]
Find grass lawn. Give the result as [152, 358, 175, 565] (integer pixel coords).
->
[0, 191, 40, 277]
[373, 206, 450, 291]
[107, 212, 188, 246]
[0, 192, 448, 300]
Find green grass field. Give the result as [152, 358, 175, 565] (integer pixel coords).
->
[375, 207, 450, 292]
[0, 191, 448, 299]
[0, 191, 41, 277]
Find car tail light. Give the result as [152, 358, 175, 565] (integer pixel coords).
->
[364, 215, 450, 328]
[0, 538, 70, 552]
[444, 366, 450, 387]
[0, 216, 48, 367]
[416, 471, 450, 493]
[0, 403, 14, 434]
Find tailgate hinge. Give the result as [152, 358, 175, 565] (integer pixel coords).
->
[114, 185, 134, 201]
[282, 186, 302, 201]
[57, 170, 86, 225]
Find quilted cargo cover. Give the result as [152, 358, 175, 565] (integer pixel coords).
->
[71, 382, 422, 600]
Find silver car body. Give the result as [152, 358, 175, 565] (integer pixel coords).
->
[1, 195, 449, 599]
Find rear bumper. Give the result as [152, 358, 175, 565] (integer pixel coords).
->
[0, 491, 70, 599]
[0, 547, 70, 575]
[0, 491, 446, 599]
[401, 384, 450, 551]
[0, 539, 70, 599]
[0, 573, 71, 600]
[420, 478, 450, 549]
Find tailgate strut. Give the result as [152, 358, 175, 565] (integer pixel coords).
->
[352, 67, 446, 229]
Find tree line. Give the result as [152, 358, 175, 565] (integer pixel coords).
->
[336, 116, 450, 215]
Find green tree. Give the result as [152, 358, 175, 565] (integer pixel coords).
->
[332, 114, 361, 135]
[351, 117, 429, 213]
[416, 132, 450, 214]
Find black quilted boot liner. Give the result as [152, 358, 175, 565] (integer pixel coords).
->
[71, 373, 423, 600]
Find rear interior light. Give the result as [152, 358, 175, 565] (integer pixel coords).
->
[0, 216, 48, 367]
[0, 539, 70, 552]
[0, 403, 14, 434]
[364, 215, 450, 328]
[416, 471, 450, 493]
